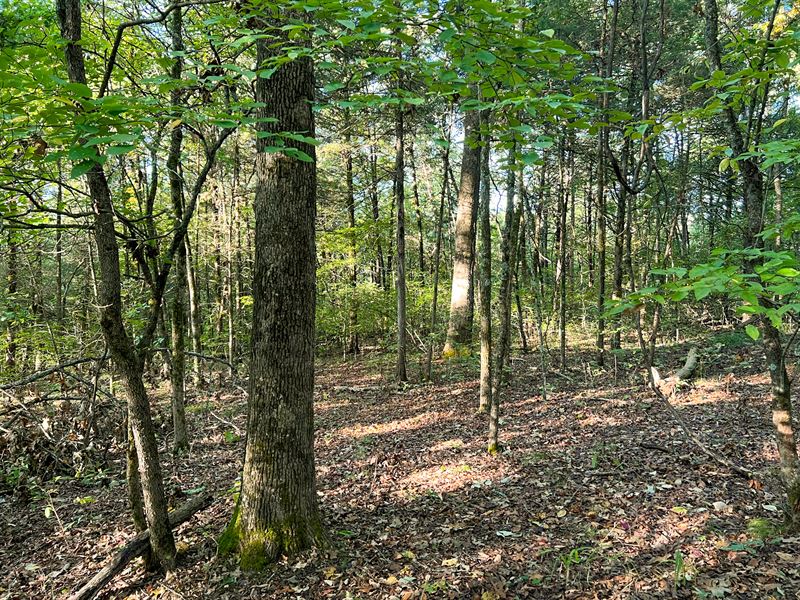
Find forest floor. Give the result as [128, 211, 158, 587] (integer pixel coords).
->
[3, 329, 800, 599]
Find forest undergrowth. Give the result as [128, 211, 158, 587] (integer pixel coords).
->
[3, 328, 800, 599]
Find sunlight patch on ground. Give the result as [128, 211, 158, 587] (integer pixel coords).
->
[429, 438, 465, 452]
[338, 411, 449, 440]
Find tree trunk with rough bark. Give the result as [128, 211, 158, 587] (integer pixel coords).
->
[220, 32, 324, 569]
[443, 109, 481, 356]
[56, 0, 176, 570]
[703, 0, 800, 526]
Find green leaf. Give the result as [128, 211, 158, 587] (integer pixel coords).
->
[694, 286, 712, 300]
[70, 160, 95, 179]
[106, 145, 135, 156]
[745, 324, 760, 340]
[475, 50, 497, 64]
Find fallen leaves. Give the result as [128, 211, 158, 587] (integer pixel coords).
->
[4, 345, 800, 599]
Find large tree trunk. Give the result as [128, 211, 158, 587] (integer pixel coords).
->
[168, 5, 188, 454]
[56, 0, 176, 570]
[443, 109, 481, 356]
[222, 32, 323, 569]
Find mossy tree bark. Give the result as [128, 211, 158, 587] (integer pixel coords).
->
[227, 29, 324, 569]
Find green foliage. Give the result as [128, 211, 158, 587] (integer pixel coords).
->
[614, 244, 800, 338]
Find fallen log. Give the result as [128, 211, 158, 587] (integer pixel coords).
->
[649, 348, 751, 479]
[69, 493, 212, 600]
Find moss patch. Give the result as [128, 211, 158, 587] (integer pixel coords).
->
[217, 501, 241, 557]
[218, 501, 326, 571]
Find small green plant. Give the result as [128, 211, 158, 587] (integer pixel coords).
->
[673, 549, 686, 587]
[747, 517, 778, 540]
[187, 401, 214, 415]
[521, 451, 549, 466]
[558, 546, 591, 582]
[422, 579, 448, 593]
[223, 430, 241, 444]
[589, 442, 621, 469]
[353, 435, 374, 459]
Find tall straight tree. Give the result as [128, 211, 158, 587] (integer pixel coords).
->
[443, 109, 481, 356]
[222, 20, 324, 568]
[477, 117, 492, 415]
[394, 104, 408, 382]
[168, 5, 189, 454]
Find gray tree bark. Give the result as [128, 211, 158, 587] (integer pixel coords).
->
[443, 110, 481, 356]
[222, 30, 324, 568]
[56, 0, 176, 569]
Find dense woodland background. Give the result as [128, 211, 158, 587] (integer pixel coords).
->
[1, 0, 800, 598]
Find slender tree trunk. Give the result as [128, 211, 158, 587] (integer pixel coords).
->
[345, 111, 359, 354]
[490, 150, 522, 452]
[56, 164, 65, 325]
[477, 120, 492, 416]
[369, 137, 386, 289]
[394, 106, 408, 382]
[596, 0, 618, 367]
[557, 135, 569, 368]
[168, 5, 188, 454]
[443, 109, 481, 356]
[611, 141, 629, 351]
[185, 236, 202, 385]
[409, 141, 425, 274]
[223, 31, 324, 568]
[424, 114, 452, 381]
[56, 0, 176, 569]
[5, 228, 17, 369]
[514, 269, 528, 354]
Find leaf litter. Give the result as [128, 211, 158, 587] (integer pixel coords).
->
[2, 338, 800, 599]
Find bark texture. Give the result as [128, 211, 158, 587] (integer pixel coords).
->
[443, 109, 481, 356]
[56, 0, 176, 569]
[223, 33, 324, 569]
